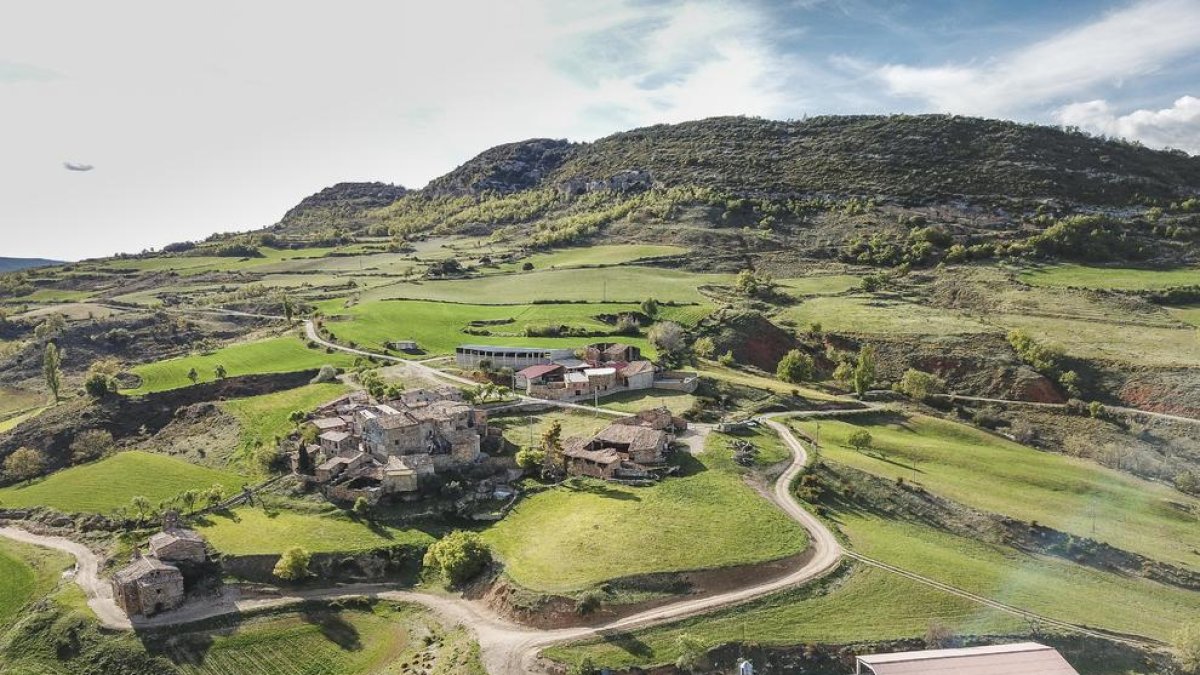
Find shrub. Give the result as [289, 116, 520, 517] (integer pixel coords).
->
[895, 368, 945, 400]
[776, 349, 814, 384]
[310, 364, 339, 384]
[515, 447, 546, 470]
[423, 531, 491, 585]
[273, 546, 312, 581]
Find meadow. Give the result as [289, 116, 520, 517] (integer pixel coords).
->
[598, 389, 698, 415]
[791, 414, 1200, 570]
[318, 299, 669, 356]
[0, 538, 72, 631]
[1020, 264, 1200, 290]
[195, 507, 436, 555]
[994, 312, 1200, 367]
[1169, 305, 1200, 327]
[491, 410, 611, 451]
[124, 335, 356, 393]
[780, 295, 994, 335]
[221, 383, 351, 455]
[0, 451, 245, 514]
[480, 431, 808, 593]
[492, 244, 689, 272]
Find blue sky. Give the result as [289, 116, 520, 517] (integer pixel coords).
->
[2, 0, 1198, 259]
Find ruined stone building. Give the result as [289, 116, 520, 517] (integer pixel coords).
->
[111, 519, 207, 618]
[557, 407, 683, 481]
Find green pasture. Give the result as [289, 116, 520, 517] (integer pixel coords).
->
[776, 274, 861, 296]
[1168, 305, 1200, 327]
[0, 407, 46, 435]
[493, 244, 689, 272]
[995, 312, 1200, 367]
[359, 266, 729, 304]
[0, 538, 72, 631]
[0, 451, 245, 514]
[221, 383, 351, 453]
[480, 431, 808, 593]
[781, 296, 995, 335]
[123, 335, 356, 394]
[318, 299, 665, 356]
[598, 389, 698, 416]
[1020, 264, 1200, 290]
[791, 414, 1200, 570]
[492, 411, 610, 450]
[0, 387, 43, 417]
[196, 507, 436, 555]
[546, 564, 1022, 669]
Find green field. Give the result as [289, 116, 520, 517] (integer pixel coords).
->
[781, 295, 995, 335]
[792, 414, 1200, 570]
[163, 602, 485, 675]
[319, 299, 667, 357]
[833, 509, 1198, 640]
[221, 383, 351, 454]
[494, 244, 689, 272]
[361, 266, 730, 304]
[0, 407, 46, 435]
[1020, 264, 1200, 290]
[196, 507, 436, 555]
[598, 389, 698, 415]
[124, 335, 356, 393]
[776, 274, 861, 296]
[480, 430, 808, 592]
[492, 410, 611, 450]
[0, 386, 43, 417]
[546, 564, 1023, 669]
[994, 312, 1200, 367]
[1169, 305, 1200, 327]
[0, 538, 72, 631]
[0, 451, 245, 514]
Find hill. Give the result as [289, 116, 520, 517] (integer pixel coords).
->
[0, 258, 62, 273]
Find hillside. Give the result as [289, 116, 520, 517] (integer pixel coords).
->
[0, 258, 62, 274]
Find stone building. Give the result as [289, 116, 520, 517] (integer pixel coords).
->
[112, 553, 185, 618]
[148, 528, 206, 564]
[555, 407, 679, 480]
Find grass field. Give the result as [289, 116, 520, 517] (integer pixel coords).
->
[776, 274, 861, 296]
[831, 509, 1199, 640]
[0, 451, 245, 514]
[0, 538, 72, 631]
[781, 296, 995, 335]
[480, 430, 808, 592]
[696, 363, 838, 401]
[1169, 305, 1200, 327]
[598, 389, 698, 415]
[163, 602, 486, 675]
[196, 507, 436, 555]
[221, 383, 351, 456]
[0, 386, 43, 417]
[492, 410, 611, 450]
[494, 244, 689, 272]
[993, 312, 1200, 367]
[1020, 264, 1200, 290]
[792, 414, 1200, 570]
[360, 266, 731, 304]
[546, 564, 1023, 668]
[124, 335, 356, 393]
[319, 299, 665, 357]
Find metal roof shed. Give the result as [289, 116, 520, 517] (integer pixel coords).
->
[856, 643, 1079, 675]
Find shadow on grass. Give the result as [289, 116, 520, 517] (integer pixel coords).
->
[593, 629, 654, 659]
[565, 480, 642, 501]
[300, 608, 363, 651]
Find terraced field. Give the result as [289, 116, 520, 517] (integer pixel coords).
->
[1020, 264, 1200, 290]
[781, 295, 994, 335]
[491, 244, 688, 272]
[196, 507, 436, 555]
[221, 383, 351, 453]
[124, 335, 356, 393]
[0, 451, 245, 514]
[481, 430, 808, 592]
[791, 414, 1200, 571]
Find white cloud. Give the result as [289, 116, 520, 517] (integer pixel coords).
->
[872, 0, 1200, 115]
[1057, 95, 1200, 154]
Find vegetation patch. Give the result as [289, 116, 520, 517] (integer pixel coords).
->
[195, 506, 435, 555]
[0, 538, 72, 631]
[0, 451, 245, 514]
[221, 382, 350, 463]
[1020, 264, 1200, 290]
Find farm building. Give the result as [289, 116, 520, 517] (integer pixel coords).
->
[556, 407, 680, 480]
[389, 339, 419, 352]
[112, 553, 185, 618]
[455, 344, 576, 369]
[854, 642, 1079, 674]
[148, 528, 206, 564]
[562, 440, 622, 479]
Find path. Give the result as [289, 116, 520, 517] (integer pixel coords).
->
[929, 393, 1200, 426]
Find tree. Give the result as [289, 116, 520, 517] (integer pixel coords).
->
[521, 261, 534, 271]
[648, 321, 685, 356]
[515, 447, 546, 470]
[43, 343, 63, 402]
[180, 489, 199, 513]
[4, 447, 45, 483]
[641, 298, 659, 318]
[896, 369, 945, 401]
[283, 296, 295, 322]
[70, 429, 113, 463]
[84, 372, 112, 399]
[186, 367, 199, 385]
[353, 496, 371, 519]
[847, 429, 873, 453]
[273, 546, 312, 581]
[776, 349, 814, 384]
[214, 364, 227, 379]
[311, 364, 339, 384]
[288, 410, 307, 424]
[205, 484, 225, 508]
[851, 344, 876, 395]
[1175, 621, 1200, 673]
[541, 420, 564, 470]
[692, 336, 715, 359]
[130, 495, 152, 522]
[423, 531, 491, 585]
[674, 634, 707, 672]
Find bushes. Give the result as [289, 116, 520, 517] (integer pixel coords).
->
[776, 349, 814, 384]
[423, 531, 492, 585]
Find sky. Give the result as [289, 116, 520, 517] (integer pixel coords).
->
[2, 0, 1199, 260]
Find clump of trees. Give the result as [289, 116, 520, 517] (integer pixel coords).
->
[776, 349, 814, 384]
[423, 531, 492, 585]
[895, 369, 945, 401]
[648, 321, 687, 367]
[1007, 329, 1080, 397]
[3, 447, 46, 483]
[274, 546, 312, 581]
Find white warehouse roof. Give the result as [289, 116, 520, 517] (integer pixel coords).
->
[856, 642, 1079, 675]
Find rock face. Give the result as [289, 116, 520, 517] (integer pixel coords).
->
[424, 138, 575, 195]
[277, 181, 408, 231]
[710, 311, 799, 371]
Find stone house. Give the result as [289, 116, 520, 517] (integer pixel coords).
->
[148, 528, 206, 564]
[561, 440, 622, 479]
[618, 360, 656, 390]
[315, 451, 369, 482]
[112, 554, 185, 618]
[319, 430, 354, 455]
[592, 424, 670, 465]
[585, 343, 642, 363]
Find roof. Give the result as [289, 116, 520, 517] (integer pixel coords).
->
[604, 343, 634, 354]
[565, 372, 589, 384]
[457, 344, 555, 355]
[562, 440, 622, 465]
[553, 358, 589, 370]
[619, 360, 656, 376]
[584, 367, 616, 377]
[385, 455, 416, 475]
[149, 528, 204, 548]
[311, 417, 348, 430]
[319, 430, 352, 443]
[594, 424, 667, 451]
[856, 643, 1079, 675]
[518, 364, 563, 379]
[114, 555, 180, 583]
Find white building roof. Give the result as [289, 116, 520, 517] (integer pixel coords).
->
[584, 367, 617, 377]
[856, 642, 1078, 675]
[565, 372, 588, 384]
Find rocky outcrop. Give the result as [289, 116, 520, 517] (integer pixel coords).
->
[424, 138, 575, 195]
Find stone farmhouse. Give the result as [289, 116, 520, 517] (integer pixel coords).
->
[303, 387, 490, 505]
[559, 407, 687, 480]
[458, 341, 697, 402]
[111, 515, 208, 618]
